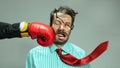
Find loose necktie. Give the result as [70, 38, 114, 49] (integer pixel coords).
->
[56, 41, 108, 66]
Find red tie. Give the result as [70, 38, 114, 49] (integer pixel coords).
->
[56, 41, 108, 66]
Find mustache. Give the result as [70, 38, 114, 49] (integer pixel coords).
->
[56, 30, 68, 36]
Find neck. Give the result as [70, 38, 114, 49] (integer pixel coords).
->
[54, 41, 68, 48]
[54, 42, 64, 48]
[56, 44, 63, 49]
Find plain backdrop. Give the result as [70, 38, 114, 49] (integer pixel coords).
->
[0, 0, 120, 68]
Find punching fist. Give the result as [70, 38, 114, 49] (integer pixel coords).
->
[28, 22, 55, 46]
[0, 21, 54, 46]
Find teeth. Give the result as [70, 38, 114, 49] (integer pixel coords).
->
[58, 34, 65, 37]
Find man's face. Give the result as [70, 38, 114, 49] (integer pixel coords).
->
[51, 13, 72, 45]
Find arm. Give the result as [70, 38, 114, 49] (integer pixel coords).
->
[0, 21, 55, 46]
[26, 51, 34, 68]
[0, 21, 29, 39]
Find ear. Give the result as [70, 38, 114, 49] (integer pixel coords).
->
[50, 22, 52, 26]
[71, 25, 74, 30]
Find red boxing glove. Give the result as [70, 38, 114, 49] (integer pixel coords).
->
[28, 22, 55, 46]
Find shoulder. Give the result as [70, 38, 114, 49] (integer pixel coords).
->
[28, 46, 50, 55]
[68, 42, 86, 58]
[69, 42, 85, 53]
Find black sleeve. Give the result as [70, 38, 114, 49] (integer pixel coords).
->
[0, 22, 21, 39]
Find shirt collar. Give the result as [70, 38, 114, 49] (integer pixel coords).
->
[62, 42, 71, 53]
[49, 42, 72, 53]
[49, 44, 58, 53]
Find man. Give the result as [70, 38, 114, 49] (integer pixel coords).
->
[26, 6, 91, 68]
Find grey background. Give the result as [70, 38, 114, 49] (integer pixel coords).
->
[0, 0, 120, 68]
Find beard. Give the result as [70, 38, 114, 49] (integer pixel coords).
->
[54, 37, 69, 45]
[54, 29, 70, 45]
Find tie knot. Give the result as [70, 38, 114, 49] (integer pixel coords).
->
[56, 48, 62, 54]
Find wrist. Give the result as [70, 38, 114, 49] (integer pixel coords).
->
[20, 21, 29, 37]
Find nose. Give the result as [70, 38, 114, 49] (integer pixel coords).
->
[59, 24, 64, 30]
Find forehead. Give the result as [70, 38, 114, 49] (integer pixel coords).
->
[53, 13, 72, 22]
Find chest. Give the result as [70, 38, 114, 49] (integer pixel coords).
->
[32, 51, 82, 68]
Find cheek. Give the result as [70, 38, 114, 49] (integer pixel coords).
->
[67, 30, 71, 35]
[51, 25, 58, 33]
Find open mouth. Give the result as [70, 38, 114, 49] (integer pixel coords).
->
[55, 30, 68, 40]
[57, 33, 67, 40]
[58, 33, 66, 37]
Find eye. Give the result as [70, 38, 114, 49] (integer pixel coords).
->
[54, 20, 61, 25]
[64, 23, 71, 28]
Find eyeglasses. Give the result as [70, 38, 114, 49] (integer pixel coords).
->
[53, 13, 74, 30]
[53, 18, 72, 30]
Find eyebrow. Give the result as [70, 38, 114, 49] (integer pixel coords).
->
[65, 22, 72, 25]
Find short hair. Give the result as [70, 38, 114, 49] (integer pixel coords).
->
[50, 6, 78, 28]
